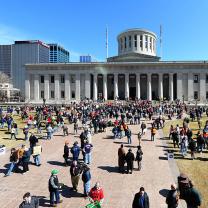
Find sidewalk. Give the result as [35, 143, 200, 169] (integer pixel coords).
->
[0, 120, 183, 208]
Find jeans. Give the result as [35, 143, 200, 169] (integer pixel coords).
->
[84, 180, 91, 195]
[47, 132, 52, 140]
[24, 133, 29, 141]
[11, 133, 16, 140]
[127, 136, 132, 144]
[151, 134, 155, 141]
[50, 190, 60, 205]
[33, 155, 41, 166]
[85, 153, 92, 164]
[6, 162, 16, 176]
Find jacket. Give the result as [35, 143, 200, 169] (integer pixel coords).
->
[132, 192, 149, 208]
[166, 189, 179, 208]
[184, 187, 201, 206]
[22, 150, 31, 163]
[48, 175, 59, 192]
[19, 196, 39, 208]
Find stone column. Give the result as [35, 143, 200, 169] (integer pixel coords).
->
[85, 73, 91, 99]
[136, 73, 140, 99]
[75, 73, 80, 100]
[93, 73, 98, 100]
[169, 73, 174, 101]
[103, 74, 107, 100]
[125, 73, 129, 98]
[65, 74, 71, 101]
[147, 73, 152, 100]
[44, 74, 49, 101]
[34, 74, 39, 102]
[55, 74, 60, 101]
[158, 73, 163, 99]
[177, 73, 183, 100]
[114, 73, 118, 99]
[188, 73, 193, 101]
[25, 73, 30, 101]
[200, 73, 206, 102]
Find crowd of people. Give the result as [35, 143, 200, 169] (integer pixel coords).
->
[0, 100, 206, 207]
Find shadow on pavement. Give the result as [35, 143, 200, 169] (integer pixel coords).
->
[97, 165, 118, 173]
[61, 184, 84, 198]
[37, 196, 50, 207]
[159, 189, 169, 197]
[47, 160, 66, 166]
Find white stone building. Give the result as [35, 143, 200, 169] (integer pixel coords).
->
[25, 28, 208, 104]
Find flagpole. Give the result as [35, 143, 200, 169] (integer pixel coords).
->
[106, 25, 108, 60]
[160, 24, 162, 59]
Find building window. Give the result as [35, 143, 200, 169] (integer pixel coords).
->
[60, 75, 65, 83]
[40, 75, 44, 83]
[51, 75, 54, 83]
[150, 37, 152, 51]
[145, 35, 148, 49]
[134, 35, 137, 48]
[206, 92, 208, 99]
[194, 91, 198, 100]
[61, 90, 65, 99]
[194, 75, 198, 83]
[51, 91, 54, 99]
[124, 37, 127, 49]
[72, 91, 75, 98]
[206, 74, 208, 83]
[140, 35, 143, 50]
[128, 36, 131, 48]
[40, 91, 44, 99]
[120, 38, 123, 50]
[71, 75, 75, 83]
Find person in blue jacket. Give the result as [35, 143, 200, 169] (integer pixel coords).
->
[71, 141, 80, 161]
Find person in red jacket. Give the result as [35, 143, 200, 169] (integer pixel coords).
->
[89, 182, 104, 205]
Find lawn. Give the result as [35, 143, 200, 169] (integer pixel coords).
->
[163, 115, 208, 208]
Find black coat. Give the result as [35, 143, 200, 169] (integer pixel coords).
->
[63, 145, 69, 158]
[132, 192, 149, 208]
[19, 196, 39, 208]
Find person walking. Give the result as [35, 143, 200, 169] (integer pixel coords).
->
[5, 148, 18, 176]
[83, 140, 93, 165]
[132, 187, 150, 208]
[19, 192, 39, 208]
[82, 165, 91, 197]
[151, 126, 157, 141]
[10, 126, 17, 140]
[71, 141, 81, 161]
[70, 161, 82, 192]
[29, 133, 38, 149]
[48, 169, 62, 207]
[63, 141, 70, 166]
[189, 138, 196, 160]
[22, 147, 31, 174]
[126, 127, 132, 144]
[184, 181, 202, 208]
[118, 144, 126, 173]
[32, 143, 42, 166]
[141, 122, 146, 135]
[135, 146, 143, 171]
[125, 149, 135, 174]
[166, 184, 179, 208]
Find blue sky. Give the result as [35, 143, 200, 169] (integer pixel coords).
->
[0, 0, 208, 61]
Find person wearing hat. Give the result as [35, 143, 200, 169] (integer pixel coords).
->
[132, 187, 149, 208]
[71, 141, 80, 161]
[63, 141, 70, 166]
[89, 182, 104, 205]
[166, 184, 179, 208]
[125, 148, 135, 174]
[48, 169, 62, 207]
[19, 192, 39, 208]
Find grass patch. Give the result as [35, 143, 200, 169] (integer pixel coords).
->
[163, 115, 208, 208]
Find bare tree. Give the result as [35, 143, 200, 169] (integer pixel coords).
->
[0, 72, 11, 83]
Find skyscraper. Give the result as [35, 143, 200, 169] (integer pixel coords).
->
[80, 55, 92, 63]
[0, 45, 12, 76]
[12, 40, 49, 95]
[48, 43, 70, 63]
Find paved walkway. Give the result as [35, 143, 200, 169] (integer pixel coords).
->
[0, 120, 181, 208]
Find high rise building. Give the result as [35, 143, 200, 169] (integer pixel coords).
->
[48, 44, 70, 63]
[80, 55, 92, 63]
[0, 45, 12, 76]
[12, 40, 49, 95]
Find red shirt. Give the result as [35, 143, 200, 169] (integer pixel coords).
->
[89, 187, 104, 202]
